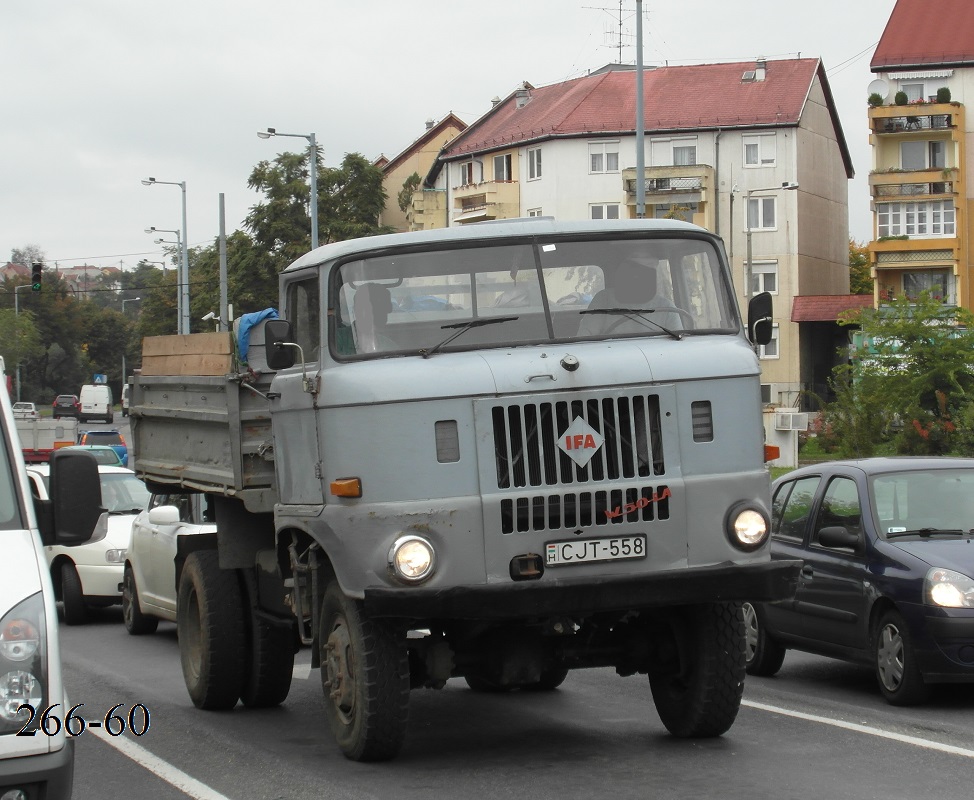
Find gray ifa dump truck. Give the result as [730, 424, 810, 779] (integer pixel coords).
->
[129, 218, 800, 762]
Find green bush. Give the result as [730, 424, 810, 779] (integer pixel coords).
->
[895, 90, 908, 105]
[868, 92, 884, 107]
[937, 86, 951, 103]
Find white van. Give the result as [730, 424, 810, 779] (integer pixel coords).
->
[0, 385, 103, 798]
[79, 384, 113, 424]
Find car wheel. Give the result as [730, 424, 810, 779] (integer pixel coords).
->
[649, 602, 745, 738]
[523, 666, 569, 691]
[240, 606, 294, 708]
[319, 579, 409, 761]
[122, 566, 159, 635]
[60, 562, 87, 626]
[742, 601, 786, 676]
[177, 551, 246, 710]
[875, 609, 929, 706]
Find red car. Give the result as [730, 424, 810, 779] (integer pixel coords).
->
[52, 394, 81, 419]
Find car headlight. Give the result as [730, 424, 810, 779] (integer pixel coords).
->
[926, 567, 974, 608]
[388, 535, 436, 584]
[105, 549, 127, 564]
[725, 503, 770, 552]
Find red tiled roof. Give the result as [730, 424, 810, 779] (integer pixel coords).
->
[792, 294, 873, 322]
[872, 0, 974, 70]
[441, 59, 851, 175]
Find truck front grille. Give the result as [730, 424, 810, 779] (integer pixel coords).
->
[500, 484, 671, 534]
[490, 394, 664, 489]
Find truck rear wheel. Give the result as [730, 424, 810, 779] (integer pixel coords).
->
[240, 609, 294, 708]
[177, 551, 246, 710]
[319, 581, 409, 761]
[649, 602, 745, 738]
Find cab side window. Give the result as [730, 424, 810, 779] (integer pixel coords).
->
[285, 276, 321, 363]
[772, 476, 821, 543]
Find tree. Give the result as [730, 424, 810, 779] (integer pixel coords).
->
[10, 244, 46, 268]
[849, 239, 872, 295]
[824, 291, 974, 455]
[398, 172, 421, 213]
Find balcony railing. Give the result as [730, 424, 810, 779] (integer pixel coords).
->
[874, 180, 954, 198]
[624, 176, 703, 194]
[873, 113, 952, 133]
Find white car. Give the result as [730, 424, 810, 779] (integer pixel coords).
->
[27, 464, 150, 625]
[12, 401, 38, 420]
[123, 491, 215, 634]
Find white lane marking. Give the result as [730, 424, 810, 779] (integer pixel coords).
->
[86, 725, 233, 800]
[743, 699, 974, 759]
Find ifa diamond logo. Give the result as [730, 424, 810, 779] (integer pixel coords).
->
[558, 417, 605, 468]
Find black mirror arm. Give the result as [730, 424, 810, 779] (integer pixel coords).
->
[273, 341, 319, 395]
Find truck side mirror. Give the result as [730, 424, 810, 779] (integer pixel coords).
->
[264, 319, 296, 370]
[42, 449, 105, 547]
[747, 291, 773, 346]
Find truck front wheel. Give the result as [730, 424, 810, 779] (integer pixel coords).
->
[177, 551, 247, 710]
[319, 581, 409, 761]
[648, 602, 745, 738]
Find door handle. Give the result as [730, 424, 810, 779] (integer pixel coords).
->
[801, 566, 814, 579]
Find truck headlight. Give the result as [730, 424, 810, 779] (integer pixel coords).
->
[389, 535, 436, 584]
[926, 567, 974, 608]
[0, 595, 47, 733]
[725, 503, 770, 551]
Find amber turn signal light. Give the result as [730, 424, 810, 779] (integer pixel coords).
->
[330, 477, 362, 498]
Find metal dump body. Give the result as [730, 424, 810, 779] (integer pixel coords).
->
[129, 332, 277, 512]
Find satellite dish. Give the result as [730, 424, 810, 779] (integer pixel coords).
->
[868, 78, 889, 99]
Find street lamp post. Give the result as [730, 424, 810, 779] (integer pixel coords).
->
[121, 297, 141, 385]
[257, 128, 318, 250]
[744, 182, 799, 300]
[142, 178, 190, 334]
[13, 284, 31, 402]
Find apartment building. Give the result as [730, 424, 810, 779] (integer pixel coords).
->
[868, 0, 974, 310]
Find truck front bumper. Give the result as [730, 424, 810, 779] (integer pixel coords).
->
[364, 559, 802, 621]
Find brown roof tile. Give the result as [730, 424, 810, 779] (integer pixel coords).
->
[872, 0, 974, 70]
[792, 294, 873, 322]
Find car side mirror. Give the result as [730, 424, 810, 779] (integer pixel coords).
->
[818, 525, 860, 550]
[263, 319, 296, 370]
[148, 505, 181, 525]
[747, 291, 773, 345]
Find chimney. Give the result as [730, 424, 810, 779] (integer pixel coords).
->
[755, 57, 767, 82]
[515, 83, 532, 109]
[491, 96, 501, 107]
[425, 118, 435, 130]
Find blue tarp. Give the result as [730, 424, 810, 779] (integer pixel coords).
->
[236, 308, 279, 363]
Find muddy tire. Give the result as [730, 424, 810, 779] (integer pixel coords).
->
[240, 609, 294, 708]
[122, 566, 158, 635]
[742, 601, 785, 676]
[319, 581, 409, 761]
[177, 551, 246, 710]
[649, 602, 745, 738]
[60, 562, 87, 626]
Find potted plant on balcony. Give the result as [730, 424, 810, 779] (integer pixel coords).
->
[895, 90, 908, 106]
[868, 92, 884, 107]
[937, 86, 951, 103]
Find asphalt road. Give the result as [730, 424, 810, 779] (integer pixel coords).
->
[58, 605, 974, 800]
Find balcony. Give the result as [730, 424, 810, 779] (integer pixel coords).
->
[451, 180, 520, 223]
[868, 101, 959, 135]
[622, 164, 713, 199]
[869, 168, 957, 200]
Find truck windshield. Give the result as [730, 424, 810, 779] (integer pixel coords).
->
[330, 235, 738, 358]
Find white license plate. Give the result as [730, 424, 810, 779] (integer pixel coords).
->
[545, 535, 647, 566]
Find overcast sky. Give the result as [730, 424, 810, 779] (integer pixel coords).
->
[2, 0, 896, 273]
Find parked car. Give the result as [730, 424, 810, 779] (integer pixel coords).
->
[12, 401, 38, 420]
[52, 393, 81, 419]
[123, 491, 215, 634]
[62, 444, 125, 466]
[745, 457, 974, 705]
[77, 429, 128, 466]
[27, 464, 150, 625]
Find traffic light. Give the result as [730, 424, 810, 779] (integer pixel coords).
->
[30, 262, 42, 292]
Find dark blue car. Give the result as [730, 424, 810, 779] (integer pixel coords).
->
[745, 457, 974, 705]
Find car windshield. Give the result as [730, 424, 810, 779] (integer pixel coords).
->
[870, 468, 974, 537]
[99, 473, 150, 514]
[328, 235, 738, 359]
[85, 449, 121, 465]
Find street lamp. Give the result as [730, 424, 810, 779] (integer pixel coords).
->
[121, 297, 141, 385]
[257, 127, 318, 250]
[744, 182, 799, 300]
[142, 177, 190, 334]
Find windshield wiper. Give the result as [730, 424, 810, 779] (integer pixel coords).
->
[887, 528, 972, 539]
[579, 307, 683, 340]
[419, 316, 519, 359]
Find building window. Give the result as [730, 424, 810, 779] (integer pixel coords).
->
[673, 145, 697, 166]
[458, 161, 475, 186]
[590, 203, 620, 220]
[903, 271, 952, 303]
[650, 136, 698, 166]
[589, 141, 620, 173]
[759, 324, 780, 359]
[899, 140, 945, 171]
[901, 82, 924, 102]
[493, 153, 513, 182]
[528, 147, 542, 180]
[747, 196, 777, 230]
[743, 134, 776, 167]
[750, 260, 778, 295]
[527, 208, 543, 217]
[877, 200, 954, 237]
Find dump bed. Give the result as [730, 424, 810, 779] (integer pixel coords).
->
[15, 417, 78, 463]
[129, 332, 278, 512]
